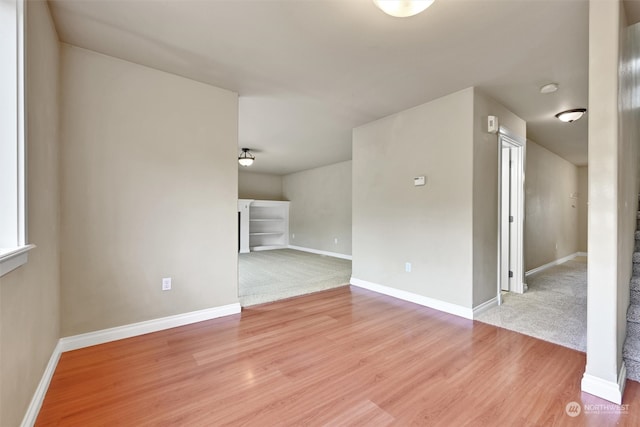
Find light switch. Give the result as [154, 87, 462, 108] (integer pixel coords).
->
[414, 176, 426, 186]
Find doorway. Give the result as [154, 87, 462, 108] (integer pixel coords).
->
[498, 128, 526, 301]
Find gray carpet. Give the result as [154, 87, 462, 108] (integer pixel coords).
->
[239, 249, 352, 306]
[475, 256, 587, 352]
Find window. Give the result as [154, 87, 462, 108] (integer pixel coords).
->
[0, 0, 33, 277]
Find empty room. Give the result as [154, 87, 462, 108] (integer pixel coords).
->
[3, 0, 640, 425]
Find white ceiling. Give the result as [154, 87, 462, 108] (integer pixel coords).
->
[49, 0, 591, 175]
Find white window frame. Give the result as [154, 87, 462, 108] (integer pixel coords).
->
[0, 0, 34, 277]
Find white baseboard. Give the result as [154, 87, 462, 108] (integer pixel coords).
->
[581, 362, 626, 404]
[60, 303, 241, 352]
[525, 252, 586, 277]
[350, 277, 473, 319]
[21, 303, 241, 426]
[472, 297, 498, 318]
[288, 245, 352, 261]
[20, 340, 63, 427]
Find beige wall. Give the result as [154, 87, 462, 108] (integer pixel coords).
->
[578, 166, 588, 253]
[583, 0, 640, 401]
[353, 88, 475, 308]
[524, 140, 579, 271]
[59, 45, 239, 336]
[617, 16, 640, 371]
[353, 87, 524, 310]
[472, 89, 526, 305]
[238, 171, 283, 200]
[0, 1, 60, 425]
[283, 161, 352, 255]
[586, 0, 620, 386]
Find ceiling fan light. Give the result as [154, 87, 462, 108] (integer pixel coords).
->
[372, 0, 435, 18]
[555, 108, 587, 123]
[238, 148, 255, 166]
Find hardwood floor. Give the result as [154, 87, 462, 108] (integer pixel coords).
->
[36, 286, 640, 426]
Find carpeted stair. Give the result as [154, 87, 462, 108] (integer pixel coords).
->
[623, 210, 640, 380]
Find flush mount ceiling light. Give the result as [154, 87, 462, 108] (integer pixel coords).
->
[238, 148, 255, 166]
[372, 0, 435, 18]
[539, 83, 559, 94]
[555, 108, 587, 123]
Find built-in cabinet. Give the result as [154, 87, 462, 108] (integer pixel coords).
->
[238, 199, 289, 253]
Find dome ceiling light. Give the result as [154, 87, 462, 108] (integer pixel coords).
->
[238, 148, 255, 166]
[555, 108, 587, 123]
[539, 83, 559, 94]
[372, 0, 435, 18]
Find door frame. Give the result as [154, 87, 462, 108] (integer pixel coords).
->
[497, 127, 526, 302]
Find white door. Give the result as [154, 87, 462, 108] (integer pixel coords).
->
[498, 129, 526, 295]
[500, 146, 511, 291]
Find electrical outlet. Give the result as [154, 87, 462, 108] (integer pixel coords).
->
[292, 233, 295, 239]
[334, 237, 338, 244]
[162, 277, 172, 291]
[405, 262, 412, 273]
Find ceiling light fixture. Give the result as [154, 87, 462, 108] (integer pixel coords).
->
[238, 148, 255, 166]
[539, 83, 559, 94]
[372, 0, 434, 18]
[555, 108, 587, 123]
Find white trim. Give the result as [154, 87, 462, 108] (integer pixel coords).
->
[0, 243, 35, 277]
[20, 304, 241, 425]
[20, 340, 63, 427]
[251, 245, 288, 251]
[472, 297, 498, 318]
[17, 0, 26, 245]
[59, 303, 241, 352]
[498, 129, 526, 294]
[350, 277, 473, 319]
[0, 0, 27, 253]
[581, 362, 626, 404]
[525, 252, 585, 277]
[288, 245, 352, 260]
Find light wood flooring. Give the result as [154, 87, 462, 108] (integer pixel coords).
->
[36, 286, 640, 426]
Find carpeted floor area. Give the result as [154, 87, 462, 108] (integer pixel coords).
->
[239, 249, 352, 306]
[475, 256, 587, 352]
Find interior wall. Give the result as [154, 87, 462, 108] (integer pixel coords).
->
[578, 166, 588, 253]
[352, 88, 475, 308]
[524, 140, 579, 271]
[282, 161, 352, 256]
[472, 89, 526, 306]
[238, 171, 283, 200]
[618, 16, 640, 371]
[0, 1, 60, 425]
[583, 0, 639, 401]
[59, 45, 239, 336]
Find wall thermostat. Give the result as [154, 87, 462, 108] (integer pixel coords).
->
[488, 115, 499, 134]
[414, 176, 426, 186]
